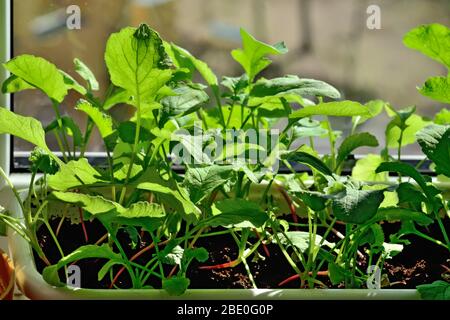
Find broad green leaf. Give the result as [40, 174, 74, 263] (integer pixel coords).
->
[1, 75, 34, 93]
[419, 76, 450, 104]
[76, 100, 115, 139]
[4, 54, 68, 103]
[117, 121, 151, 144]
[43, 244, 122, 287]
[74, 58, 99, 91]
[285, 151, 333, 177]
[386, 114, 431, 148]
[290, 101, 370, 119]
[396, 182, 427, 209]
[113, 202, 166, 232]
[166, 43, 218, 86]
[332, 184, 385, 224]
[51, 191, 118, 215]
[51, 192, 166, 231]
[352, 100, 386, 126]
[352, 154, 388, 182]
[184, 165, 234, 203]
[208, 199, 268, 228]
[376, 162, 428, 192]
[403, 23, 450, 69]
[59, 70, 87, 95]
[48, 158, 104, 191]
[328, 262, 346, 285]
[295, 191, 328, 211]
[171, 130, 212, 165]
[136, 167, 201, 221]
[231, 28, 287, 81]
[417, 281, 450, 300]
[103, 87, 132, 110]
[274, 231, 334, 252]
[162, 276, 190, 296]
[0, 108, 60, 163]
[250, 75, 340, 99]
[336, 133, 379, 169]
[161, 85, 209, 118]
[359, 224, 384, 248]
[373, 207, 433, 226]
[105, 25, 172, 105]
[417, 124, 450, 177]
[435, 109, 450, 125]
[45, 116, 83, 147]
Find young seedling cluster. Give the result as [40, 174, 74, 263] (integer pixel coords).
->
[0, 23, 449, 299]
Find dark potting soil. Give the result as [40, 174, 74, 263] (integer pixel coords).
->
[34, 216, 450, 290]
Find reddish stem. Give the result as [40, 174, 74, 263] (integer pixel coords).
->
[254, 229, 270, 257]
[279, 188, 298, 225]
[278, 271, 329, 287]
[198, 259, 239, 270]
[78, 208, 89, 243]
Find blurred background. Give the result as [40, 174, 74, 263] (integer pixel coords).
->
[9, 0, 450, 160]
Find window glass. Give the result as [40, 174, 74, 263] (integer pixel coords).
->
[11, 0, 450, 168]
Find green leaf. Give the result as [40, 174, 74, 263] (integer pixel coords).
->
[51, 191, 118, 215]
[103, 87, 132, 110]
[417, 281, 450, 300]
[352, 100, 386, 127]
[51, 192, 166, 231]
[4, 54, 68, 103]
[207, 199, 268, 228]
[162, 276, 190, 296]
[1, 75, 34, 93]
[435, 109, 450, 125]
[352, 154, 388, 182]
[336, 133, 379, 169]
[59, 70, 87, 96]
[376, 162, 429, 192]
[332, 184, 385, 224]
[396, 182, 427, 208]
[136, 167, 201, 221]
[45, 116, 83, 148]
[166, 43, 218, 86]
[374, 207, 433, 226]
[231, 28, 287, 81]
[295, 191, 327, 211]
[184, 165, 234, 203]
[75, 99, 115, 139]
[386, 114, 431, 149]
[43, 244, 122, 287]
[403, 23, 450, 69]
[417, 124, 450, 177]
[250, 75, 340, 99]
[0, 108, 59, 163]
[161, 85, 209, 118]
[74, 58, 99, 91]
[328, 262, 345, 285]
[419, 76, 450, 103]
[274, 231, 334, 252]
[48, 158, 104, 191]
[105, 25, 172, 105]
[290, 101, 370, 119]
[285, 151, 333, 176]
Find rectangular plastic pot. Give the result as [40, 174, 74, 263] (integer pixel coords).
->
[6, 189, 422, 300]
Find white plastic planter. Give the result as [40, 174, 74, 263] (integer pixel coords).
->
[7, 193, 422, 300]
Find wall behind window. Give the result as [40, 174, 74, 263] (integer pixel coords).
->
[11, 0, 450, 155]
